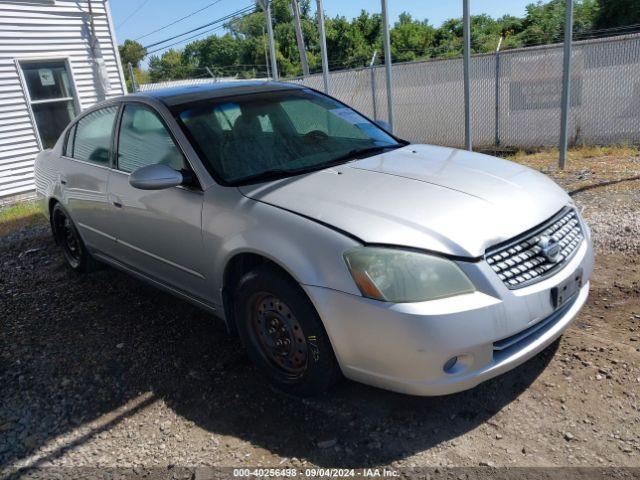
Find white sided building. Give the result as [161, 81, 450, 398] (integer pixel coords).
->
[0, 0, 126, 202]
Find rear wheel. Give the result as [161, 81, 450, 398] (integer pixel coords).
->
[51, 203, 100, 273]
[234, 265, 340, 396]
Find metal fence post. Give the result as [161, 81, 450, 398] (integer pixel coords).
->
[381, 0, 394, 132]
[559, 0, 574, 170]
[259, 0, 279, 81]
[494, 36, 503, 147]
[463, 0, 472, 150]
[291, 0, 309, 77]
[370, 50, 378, 120]
[262, 27, 271, 79]
[316, 0, 330, 94]
[127, 62, 137, 93]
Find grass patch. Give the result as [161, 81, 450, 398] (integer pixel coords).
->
[0, 201, 46, 237]
[507, 145, 640, 192]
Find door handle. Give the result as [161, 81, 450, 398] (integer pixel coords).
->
[112, 201, 122, 208]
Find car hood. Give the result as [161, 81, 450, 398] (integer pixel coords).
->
[239, 144, 570, 258]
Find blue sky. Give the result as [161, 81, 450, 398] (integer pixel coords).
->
[110, 0, 533, 57]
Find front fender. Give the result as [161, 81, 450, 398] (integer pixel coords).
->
[202, 187, 362, 307]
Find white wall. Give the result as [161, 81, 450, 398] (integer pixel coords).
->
[0, 0, 126, 199]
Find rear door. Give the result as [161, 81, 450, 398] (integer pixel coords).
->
[107, 102, 208, 300]
[60, 105, 119, 254]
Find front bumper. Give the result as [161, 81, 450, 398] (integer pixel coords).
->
[304, 235, 594, 396]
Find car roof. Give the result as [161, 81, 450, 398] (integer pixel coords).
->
[127, 81, 306, 107]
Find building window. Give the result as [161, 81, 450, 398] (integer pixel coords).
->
[20, 60, 77, 149]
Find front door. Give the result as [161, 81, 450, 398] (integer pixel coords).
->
[106, 103, 208, 300]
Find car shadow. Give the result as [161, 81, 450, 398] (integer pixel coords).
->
[1, 229, 557, 471]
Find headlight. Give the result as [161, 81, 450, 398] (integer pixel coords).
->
[344, 247, 475, 303]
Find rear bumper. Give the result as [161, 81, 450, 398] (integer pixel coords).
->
[304, 236, 594, 396]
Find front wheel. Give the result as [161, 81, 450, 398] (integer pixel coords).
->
[234, 265, 341, 396]
[51, 203, 100, 273]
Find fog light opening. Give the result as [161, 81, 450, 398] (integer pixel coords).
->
[443, 354, 473, 375]
[443, 356, 458, 373]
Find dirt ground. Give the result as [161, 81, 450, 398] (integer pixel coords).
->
[1, 148, 639, 476]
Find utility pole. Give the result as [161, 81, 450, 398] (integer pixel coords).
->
[381, 0, 394, 132]
[463, 0, 472, 151]
[559, 0, 574, 169]
[291, 0, 309, 77]
[258, 0, 279, 80]
[316, 0, 329, 93]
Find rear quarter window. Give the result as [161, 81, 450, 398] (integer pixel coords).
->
[63, 124, 76, 157]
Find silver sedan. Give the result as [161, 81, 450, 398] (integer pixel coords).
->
[34, 82, 594, 396]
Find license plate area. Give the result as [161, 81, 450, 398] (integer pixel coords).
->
[551, 268, 583, 309]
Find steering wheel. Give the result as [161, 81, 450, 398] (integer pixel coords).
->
[303, 130, 329, 143]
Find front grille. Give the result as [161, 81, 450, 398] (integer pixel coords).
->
[486, 207, 584, 289]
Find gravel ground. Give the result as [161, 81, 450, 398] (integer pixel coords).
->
[1, 162, 640, 477]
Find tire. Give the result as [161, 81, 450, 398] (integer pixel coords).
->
[51, 203, 101, 273]
[233, 264, 341, 396]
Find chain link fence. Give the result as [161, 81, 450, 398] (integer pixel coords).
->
[297, 33, 640, 148]
[140, 33, 640, 149]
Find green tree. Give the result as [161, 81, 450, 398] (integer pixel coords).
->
[148, 49, 196, 82]
[516, 0, 599, 46]
[137, 0, 609, 82]
[119, 39, 147, 90]
[390, 12, 435, 62]
[433, 18, 463, 58]
[183, 34, 244, 76]
[595, 0, 640, 28]
[118, 39, 146, 68]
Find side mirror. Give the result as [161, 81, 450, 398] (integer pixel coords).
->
[375, 119, 392, 131]
[129, 164, 183, 190]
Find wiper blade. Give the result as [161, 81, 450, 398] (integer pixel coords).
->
[230, 168, 302, 185]
[323, 143, 405, 166]
[231, 144, 404, 186]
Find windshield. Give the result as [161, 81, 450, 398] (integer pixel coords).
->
[175, 89, 401, 184]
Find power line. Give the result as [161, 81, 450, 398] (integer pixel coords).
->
[117, 0, 151, 29]
[143, 5, 255, 50]
[145, 7, 255, 56]
[146, 25, 226, 55]
[135, 0, 226, 41]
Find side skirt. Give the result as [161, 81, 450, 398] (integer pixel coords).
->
[92, 251, 223, 319]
